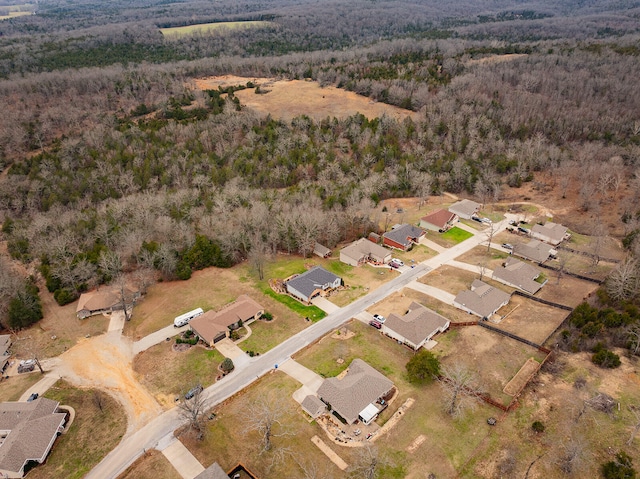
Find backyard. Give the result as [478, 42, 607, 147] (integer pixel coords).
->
[117, 450, 181, 479]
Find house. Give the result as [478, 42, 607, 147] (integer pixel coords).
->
[196, 463, 230, 479]
[301, 395, 327, 419]
[76, 287, 140, 319]
[340, 238, 392, 266]
[313, 242, 332, 259]
[382, 302, 450, 350]
[453, 280, 511, 319]
[0, 398, 66, 478]
[317, 359, 393, 425]
[512, 239, 556, 264]
[285, 266, 341, 303]
[492, 257, 545, 294]
[531, 222, 570, 246]
[190, 295, 264, 347]
[382, 224, 425, 250]
[0, 335, 11, 374]
[419, 209, 458, 232]
[448, 199, 481, 220]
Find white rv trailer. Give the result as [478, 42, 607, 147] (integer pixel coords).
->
[174, 307, 204, 327]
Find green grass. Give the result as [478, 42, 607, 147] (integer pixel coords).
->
[258, 285, 326, 322]
[441, 226, 474, 244]
[160, 21, 271, 38]
[535, 272, 548, 284]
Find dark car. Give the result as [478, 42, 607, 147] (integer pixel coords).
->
[185, 385, 203, 400]
[27, 393, 39, 402]
[369, 320, 382, 329]
[502, 243, 513, 250]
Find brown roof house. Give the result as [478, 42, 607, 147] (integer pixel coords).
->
[285, 266, 341, 303]
[340, 238, 392, 266]
[448, 199, 481, 220]
[382, 224, 425, 251]
[420, 209, 458, 232]
[76, 287, 140, 319]
[317, 359, 393, 425]
[531, 222, 570, 246]
[382, 302, 450, 350]
[0, 398, 66, 478]
[512, 239, 556, 264]
[301, 395, 327, 419]
[492, 257, 545, 295]
[190, 295, 264, 347]
[453, 280, 510, 320]
[0, 335, 11, 374]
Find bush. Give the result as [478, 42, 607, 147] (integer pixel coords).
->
[175, 261, 192, 280]
[406, 350, 440, 384]
[54, 288, 78, 306]
[8, 283, 43, 330]
[602, 451, 636, 479]
[220, 357, 234, 373]
[531, 421, 545, 433]
[262, 311, 273, 321]
[592, 348, 621, 368]
[176, 337, 198, 345]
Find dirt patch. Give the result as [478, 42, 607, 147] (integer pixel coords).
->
[407, 434, 426, 453]
[331, 327, 355, 340]
[172, 343, 192, 352]
[494, 295, 569, 345]
[536, 274, 598, 308]
[117, 449, 182, 479]
[503, 358, 541, 396]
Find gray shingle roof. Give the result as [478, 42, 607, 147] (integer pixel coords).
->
[383, 224, 425, 247]
[317, 359, 393, 424]
[531, 222, 568, 244]
[454, 280, 511, 318]
[512, 239, 553, 263]
[0, 398, 66, 476]
[286, 266, 340, 300]
[492, 257, 542, 294]
[341, 238, 390, 263]
[448, 199, 481, 218]
[385, 302, 449, 347]
[313, 242, 332, 258]
[301, 395, 326, 419]
[195, 462, 229, 479]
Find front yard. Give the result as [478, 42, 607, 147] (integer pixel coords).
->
[429, 227, 474, 248]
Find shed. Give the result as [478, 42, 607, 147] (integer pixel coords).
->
[313, 242, 332, 258]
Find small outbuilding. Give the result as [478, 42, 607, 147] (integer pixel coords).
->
[313, 242, 332, 258]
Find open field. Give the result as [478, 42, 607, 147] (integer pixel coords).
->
[0, 10, 29, 19]
[566, 231, 625, 260]
[0, 371, 41, 402]
[133, 342, 224, 406]
[194, 76, 418, 122]
[28, 381, 127, 479]
[161, 21, 272, 37]
[117, 449, 181, 479]
[456, 245, 510, 272]
[494, 295, 568, 345]
[556, 251, 618, 281]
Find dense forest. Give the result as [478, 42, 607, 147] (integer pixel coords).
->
[0, 0, 639, 328]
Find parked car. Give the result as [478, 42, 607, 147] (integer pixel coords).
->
[508, 220, 518, 226]
[369, 320, 382, 329]
[471, 216, 483, 223]
[389, 258, 404, 268]
[373, 314, 386, 323]
[518, 226, 530, 234]
[481, 217, 492, 224]
[27, 393, 39, 402]
[185, 385, 203, 400]
[502, 243, 513, 250]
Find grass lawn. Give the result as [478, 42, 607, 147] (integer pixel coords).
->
[133, 342, 224, 406]
[331, 263, 398, 307]
[419, 265, 511, 296]
[160, 21, 271, 37]
[455, 245, 509, 271]
[27, 380, 127, 479]
[429, 227, 474, 248]
[0, 372, 42, 402]
[117, 449, 182, 479]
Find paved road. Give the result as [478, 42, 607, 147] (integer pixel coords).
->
[89, 215, 516, 478]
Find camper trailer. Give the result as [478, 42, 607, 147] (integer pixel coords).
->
[174, 308, 204, 327]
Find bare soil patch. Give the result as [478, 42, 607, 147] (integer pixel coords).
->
[503, 357, 541, 396]
[493, 295, 568, 345]
[117, 449, 182, 479]
[193, 76, 417, 122]
[536, 274, 598, 308]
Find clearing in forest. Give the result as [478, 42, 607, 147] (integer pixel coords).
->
[160, 21, 272, 38]
[193, 76, 419, 122]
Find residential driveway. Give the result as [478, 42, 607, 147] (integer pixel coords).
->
[455, 222, 481, 234]
[448, 259, 494, 277]
[418, 236, 446, 253]
[278, 358, 324, 392]
[108, 310, 126, 333]
[405, 280, 456, 304]
[18, 373, 60, 402]
[311, 296, 340, 314]
[133, 323, 188, 355]
[215, 339, 250, 368]
[160, 438, 205, 479]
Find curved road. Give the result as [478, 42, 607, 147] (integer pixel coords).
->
[88, 216, 512, 479]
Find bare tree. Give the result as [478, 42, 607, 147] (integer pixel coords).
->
[295, 455, 335, 479]
[242, 393, 293, 454]
[554, 437, 587, 476]
[439, 363, 485, 418]
[248, 235, 269, 281]
[607, 257, 640, 302]
[112, 274, 134, 321]
[485, 222, 495, 253]
[627, 405, 640, 446]
[627, 324, 640, 356]
[348, 444, 382, 479]
[178, 387, 209, 440]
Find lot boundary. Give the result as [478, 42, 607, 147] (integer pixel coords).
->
[478, 321, 551, 353]
[512, 290, 573, 311]
[538, 263, 603, 284]
[557, 245, 620, 263]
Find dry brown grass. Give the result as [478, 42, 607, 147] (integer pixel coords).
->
[456, 246, 511, 272]
[0, 371, 42, 401]
[117, 449, 182, 479]
[494, 295, 569, 345]
[419, 265, 510, 296]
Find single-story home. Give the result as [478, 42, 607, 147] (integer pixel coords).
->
[317, 359, 393, 425]
[512, 239, 556, 264]
[0, 335, 11, 374]
[0, 398, 67, 478]
[190, 295, 264, 347]
[76, 287, 140, 319]
[531, 222, 570, 246]
[340, 238, 392, 266]
[313, 242, 332, 259]
[285, 266, 341, 303]
[453, 280, 511, 319]
[492, 257, 545, 294]
[382, 224, 426, 251]
[448, 199, 481, 220]
[195, 463, 230, 479]
[301, 395, 327, 419]
[382, 302, 450, 350]
[420, 209, 458, 232]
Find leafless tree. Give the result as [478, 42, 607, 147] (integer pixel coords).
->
[627, 324, 640, 356]
[242, 393, 293, 453]
[295, 455, 335, 479]
[348, 444, 382, 479]
[93, 390, 106, 412]
[477, 260, 488, 281]
[248, 235, 269, 281]
[485, 222, 495, 253]
[439, 363, 485, 418]
[554, 437, 587, 476]
[113, 274, 134, 321]
[627, 405, 640, 446]
[98, 250, 123, 280]
[606, 257, 640, 302]
[178, 387, 210, 440]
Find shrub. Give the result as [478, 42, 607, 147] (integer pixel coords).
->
[602, 451, 636, 479]
[175, 261, 192, 280]
[220, 357, 234, 373]
[262, 311, 273, 321]
[54, 288, 78, 306]
[8, 283, 43, 330]
[592, 348, 621, 368]
[531, 421, 545, 433]
[176, 337, 198, 345]
[406, 350, 440, 384]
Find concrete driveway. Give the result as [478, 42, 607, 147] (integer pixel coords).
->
[215, 339, 250, 368]
[405, 280, 456, 304]
[160, 438, 204, 479]
[133, 323, 189, 355]
[278, 358, 324, 392]
[311, 296, 340, 314]
[18, 373, 60, 402]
